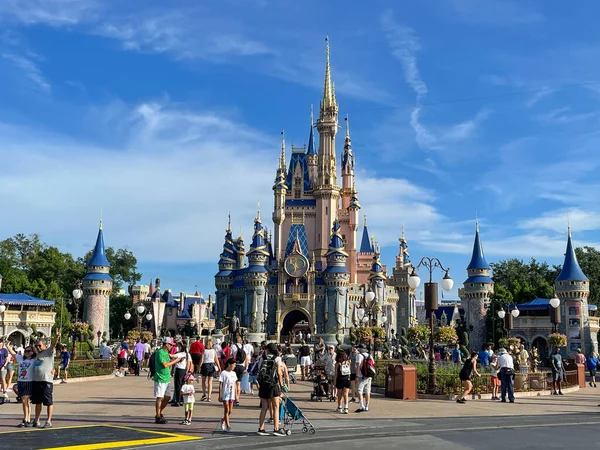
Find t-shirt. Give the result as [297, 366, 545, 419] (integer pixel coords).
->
[144, 343, 151, 354]
[298, 346, 310, 358]
[154, 348, 171, 383]
[181, 383, 195, 403]
[243, 343, 254, 361]
[588, 357, 599, 371]
[33, 348, 55, 383]
[61, 351, 71, 367]
[16, 354, 34, 382]
[478, 350, 490, 366]
[190, 341, 204, 355]
[175, 352, 189, 370]
[203, 349, 216, 364]
[551, 353, 563, 373]
[219, 370, 238, 401]
[0, 347, 8, 367]
[452, 348, 461, 362]
[213, 343, 223, 357]
[134, 343, 145, 361]
[575, 353, 586, 365]
[101, 346, 112, 359]
[355, 353, 365, 379]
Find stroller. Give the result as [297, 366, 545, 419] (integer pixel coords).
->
[285, 356, 298, 384]
[310, 362, 334, 402]
[279, 392, 316, 435]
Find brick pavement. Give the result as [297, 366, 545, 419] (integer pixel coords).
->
[1, 375, 600, 437]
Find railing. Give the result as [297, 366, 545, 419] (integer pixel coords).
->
[373, 359, 574, 395]
[56, 358, 114, 378]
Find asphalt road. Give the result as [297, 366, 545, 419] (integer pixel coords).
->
[126, 412, 600, 450]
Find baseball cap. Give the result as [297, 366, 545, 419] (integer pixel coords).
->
[184, 374, 195, 382]
[162, 337, 174, 345]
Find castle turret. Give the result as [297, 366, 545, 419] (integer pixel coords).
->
[272, 132, 287, 261]
[390, 226, 414, 332]
[347, 183, 360, 283]
[458, 222, 494, 352]
[244, 208, 270, 334]
[215, 215, 236, 328]
[314, 37, 341, 262]
[235, 234, 246, 269]
[357, 214, 375, 284]
[306, 107, 317, 185]
[368, 246, 388, 327]
[83, 219, 113, 338]
[341, 115, 354, 210]
[555, 226, 594, 353]
[324, 220, 350, 333]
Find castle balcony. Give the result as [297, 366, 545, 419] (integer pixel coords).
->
[590, 317, 600, 333]
[282, 293, 312, 308]
[1, 309, 56, 326]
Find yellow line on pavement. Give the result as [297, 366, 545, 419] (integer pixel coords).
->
[0, 424, 104, 434]
[40, 435, 199, 450]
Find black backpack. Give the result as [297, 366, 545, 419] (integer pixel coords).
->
[235, 344, 246, 364]
[148, 350, 158, 379]
[257, 354, 278, 388]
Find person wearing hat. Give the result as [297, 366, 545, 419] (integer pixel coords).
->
[497, 348, 515, 403]
[154, 337, 183, 424]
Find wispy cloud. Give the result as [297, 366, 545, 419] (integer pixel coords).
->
[525, 86, 556, 108]
[520, 208, 600, 233]
[0, 0, 102, 27]
[535, 107, 596, 124]
[2, 52, 51, 92]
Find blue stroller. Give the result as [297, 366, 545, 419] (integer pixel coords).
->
[279, 393, 316, 435]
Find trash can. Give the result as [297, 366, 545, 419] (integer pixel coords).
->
[563, 360, 585, 388]
[385, 364, 417, 400]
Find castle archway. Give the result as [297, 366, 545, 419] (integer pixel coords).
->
[279, 307, 313, 343]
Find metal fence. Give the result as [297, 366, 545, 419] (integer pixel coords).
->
[372, 359, 575, 395]
[57, 359, 114, 378]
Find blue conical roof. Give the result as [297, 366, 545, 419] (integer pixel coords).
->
[368, 252, 385, 280]
[88, 226, 110, 267]
[556, 230, 588, 281]
[359, 226, 373, 253]
[326, 221, 348, 258]
[467, 225, 489, 270]
[307, 124, 317, 156]
[248, 217, 269, 257]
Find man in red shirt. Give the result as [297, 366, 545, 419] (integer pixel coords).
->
[190, 337, 205, 375]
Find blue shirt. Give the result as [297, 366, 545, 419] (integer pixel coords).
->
[588, 357, 598, 371]
[121, 341, 129, 351]
[0, 348, 7, 367]
[478, 350, 490, 366]
[452, 348, 461, 362]
[62, 351, 71, 367]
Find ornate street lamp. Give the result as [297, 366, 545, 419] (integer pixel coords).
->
[550, 294, 561, 333]
[409, 257, 453, 394]
[72, 282, 83, 322]
[124, 304, 153, 333]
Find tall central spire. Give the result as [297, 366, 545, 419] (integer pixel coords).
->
[320, 36, 338, 119]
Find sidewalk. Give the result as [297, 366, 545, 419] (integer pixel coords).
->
[1, 375, 599, 436]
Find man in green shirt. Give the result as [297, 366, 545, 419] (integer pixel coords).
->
[154, 337, 181, 424]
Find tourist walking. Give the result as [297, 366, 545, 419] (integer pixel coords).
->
[32, 328, 61, 428]
[247, 355, 259, 395]
[0, 340, 8, 395]
[200, 338, 221, 402]
[171, 342, 191, 407]
[153, 337, 182, 424]
[142, 338, 152, 371]
[6, 342, 35, 427]
[257, 343, 285, 436]
[550, 347, 564, 396]
[55, 345, 70, 383]
[478, 344, 490, 367]
[133, 338, 145, 376]
[333, 350, 351, 414]
[349, 346, 358, 403]
[180, 374, 196, 425]
[231, 336, 248, 406]
[456, 351, 480, 403]
[498, 348, 515, 403]
[219, 358, 237, 433]
[587, 352, 598, 387]
[452, 343, 462, 364]
[297, 341, 311, 381]
[354, 345, 373, 413]
[490, 354, 501, 400]
[190, 337, 204, 375]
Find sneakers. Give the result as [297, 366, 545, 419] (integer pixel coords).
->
[43, 422, 53, 429]
[343, 408, 349, 414]
[32, 422, 40, 428]
[220, 419, 226, 431]
[155, 416, 167, 424]
[273, 429, 286, 437]
[456, 398, 465, 404]
[335, 407, 342, 413]
[349, 398, 356, 403]
[60, 380, 67, 384]
[201, 395, 207, 402]
[225, 427, 232, 433]
[355, 407, 366, 413]
[257, 428, 269, 436]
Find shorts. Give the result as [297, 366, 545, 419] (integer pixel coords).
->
[154, 381, 172, 398]
[249, 375, 258, 384]
[235, 364, 245, 382]
[552, 370, 563, 382]
[184, 403, 194, 412]
[336, 377, 351, 390]
[59, 364, 68, 370]
[144, 353, 150, 360]
[356, 377, 372, 395]
[17, 381, 33, 397]
[117, 357, 126, 368]
[350, 373, 356, 382]
[590, 369, 597, 377]
[191, 354, 202, 367]
[259, 384, 280, 400]
[0, 369, 6, 379]
[200, 363, 215, 377]
[31, 381, 53, 406]
[491, 376, 501, 387]
[7, 363, 14, 372]
[300, 356, 311, 367]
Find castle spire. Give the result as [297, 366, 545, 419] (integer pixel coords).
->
[280, 130, 286, 170]
[467, 221, 490, 270]
[556, 226, 588, 281]
[321, 36, 334, 112]
[227, 212, 231, 232]
[88, 221, 110, 267]
[359, 214, 373, 253]
[345, 114, 350, 139]
[307, 107, 317, 156]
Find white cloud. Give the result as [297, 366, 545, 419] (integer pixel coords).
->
[525, 87, 556, 108]
[0, 0, 101, 27]
[1, 52, 51, 92]
[535, 107, 596, 124]
[520, 209, 600, 233]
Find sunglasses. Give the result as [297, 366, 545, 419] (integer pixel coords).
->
[35, 345, 43, 349]
[25, 349, 33, 353]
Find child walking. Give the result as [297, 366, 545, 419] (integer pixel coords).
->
[247, 355, 259, 395]
[490, 355, 501, 401]
[218, 358, 237, 433]
[180, 374, 196, 425]
[6, 342, 35, 427]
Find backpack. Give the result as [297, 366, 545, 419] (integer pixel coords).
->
[257, 354, 278, 389]
[235, 344, 246, 364]
[340, 361, 351, 377]
[148, 350, 158, 379]
[361, 353, 377, 378]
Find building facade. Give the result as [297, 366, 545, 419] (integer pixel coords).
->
[215, 40, 415, 341]
[0, 293, 56, 346]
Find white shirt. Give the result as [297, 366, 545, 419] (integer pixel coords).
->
[219, 370, 238, 401]
[498, 353, 514, 370]
[181, 383, 195, 403]
[144, 343, 151, 354]
[213, 343, 222, 358]
[175, 352, 189, 370]
[15, 354, 34, 382]
[203, 348, 216, 364]
[243, 343, 254, 360]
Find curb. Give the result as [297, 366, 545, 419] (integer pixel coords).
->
[418, 384, 580, 401]
[52, 374, 116, 385]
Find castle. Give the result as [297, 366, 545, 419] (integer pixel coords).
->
[214, 39, 415, 341]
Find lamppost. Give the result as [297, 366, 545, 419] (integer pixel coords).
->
[549, 294, 561, 333]
[356, 291, 377, 327]
[408, 257, 454, 395]
[498, 306, 520, 337]
[72, 282, 83, 322]
[124, 304, 153, 334]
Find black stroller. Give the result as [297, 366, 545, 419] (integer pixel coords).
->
[310, 362, 334, 402]
[285, 355, 298, 384]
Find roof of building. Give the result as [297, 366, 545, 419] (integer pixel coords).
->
[219, 228, 237, 266]
[467, 224, 490, 270]
[325, 220, 348, 260]
[162, 290, 177, 307]
[285, 151, 312, 191]
[285, 199, 316, 207]
[306, 123, 317, 156]
[518, 298, 551, 310]
[556, 229, 588, 281]
[285, 224, 309, 258]
[88, 225, 110, 268]
[82, 272, 113, 281]
[359, 224, 373, 253]
[247, 217, 269, 257]
[464, 275, 494, 284]
[0, 293, 54, 306]
[368, 252, 385, 280]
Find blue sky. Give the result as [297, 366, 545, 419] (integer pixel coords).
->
[0, 0, 598, 300]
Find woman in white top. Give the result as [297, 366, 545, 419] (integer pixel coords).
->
[171, 342, 192, 406]
[200, 339, 221, 402]
[6, 343, 36, 427]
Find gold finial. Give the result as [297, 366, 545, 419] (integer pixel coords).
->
[99, 208, 103, 230]
[257, 201, 261, 220]
[568, 211, 571, 237]
[280, 130, 285, 170]
[401, 224, 405, 240]
[345, 114, 350, 139]
[364, 214, 367, 228]
[475, 211, 479, 233]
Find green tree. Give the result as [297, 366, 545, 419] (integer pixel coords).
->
[490, 258, 558, 304]
[575, 246, 600, 307]
[110, 294, 133, 338]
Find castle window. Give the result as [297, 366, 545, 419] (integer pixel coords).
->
[326, 206, 329, 215]
[295, 189, 301, 199]
[571, 281, 575, 285]
[470, 284, 474, 287]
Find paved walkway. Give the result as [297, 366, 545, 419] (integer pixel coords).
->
[1, 375, 600, 445]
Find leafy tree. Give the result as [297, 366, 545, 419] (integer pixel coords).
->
[490, 258, 558, 304]
[110, 294, 133, 338]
